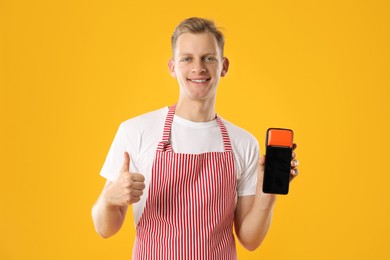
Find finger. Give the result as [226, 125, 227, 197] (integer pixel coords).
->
[130, 189, 143, 197]
[131, 172, 145, 182]
[292, 152, 296, 159]
[121, 151, 130, 172]
[132, 181, 146, 191]
[292, 143, 297, 151]
[131, 197, 141, 204]
[291, 159, 299, 167]
[290, 168, 299, 176]
[290, 168, 298, 182]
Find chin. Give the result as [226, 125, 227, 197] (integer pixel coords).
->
[186, 92, 216, 102]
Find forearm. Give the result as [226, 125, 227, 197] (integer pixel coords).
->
[235, 193, 276, 251]
[92, 192, 127, 238]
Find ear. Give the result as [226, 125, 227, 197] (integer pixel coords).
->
[168, 58, 177, 78]
[221, 57, 229, 77]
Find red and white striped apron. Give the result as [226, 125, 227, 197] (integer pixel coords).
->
[133, 104, 237, 260]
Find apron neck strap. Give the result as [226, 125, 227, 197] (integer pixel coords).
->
[157, 104, 233, 152]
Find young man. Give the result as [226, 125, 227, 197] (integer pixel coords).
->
[92, 17, 299, 259]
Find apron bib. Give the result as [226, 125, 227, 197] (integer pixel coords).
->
[133, 104, 237, 260]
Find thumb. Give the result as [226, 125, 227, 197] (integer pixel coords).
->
[256, 155, 266, 191]
[120, 151, 130, 172]
[258, 155, 265, 173]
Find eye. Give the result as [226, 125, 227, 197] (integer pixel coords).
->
[204, 56, 217, 62]
[180, 57, 191, 62]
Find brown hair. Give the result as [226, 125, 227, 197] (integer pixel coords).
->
[171, 17, 225, 57]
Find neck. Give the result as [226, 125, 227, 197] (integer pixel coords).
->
[175, 98, 216, 122]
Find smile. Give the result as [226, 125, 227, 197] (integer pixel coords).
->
[188, 78, 210, 83]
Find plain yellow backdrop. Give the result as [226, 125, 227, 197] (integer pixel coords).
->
[1, 0, 389, 259]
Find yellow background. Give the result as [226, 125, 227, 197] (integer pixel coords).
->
[1, 0, 389, 259]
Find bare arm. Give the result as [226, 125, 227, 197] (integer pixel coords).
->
[235, 146, 299, 250]
[92, 152, 145, 238]
[234, 188, 276, 251]
[92, 181, 129, 238]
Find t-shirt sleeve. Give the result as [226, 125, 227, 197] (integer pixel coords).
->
[100, 123, 131, 182]
[236, 137, 260, 197]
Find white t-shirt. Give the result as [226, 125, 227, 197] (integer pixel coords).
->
[100, 107, 260, 225]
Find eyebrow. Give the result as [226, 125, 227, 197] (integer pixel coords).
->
[178, 52, 218, 56]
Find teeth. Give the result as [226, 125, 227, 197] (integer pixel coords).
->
[190, 79, 207, 83]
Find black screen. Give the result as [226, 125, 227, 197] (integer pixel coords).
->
[263, 146, 292, 194]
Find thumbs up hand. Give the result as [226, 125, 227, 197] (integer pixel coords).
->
[103, 152, 145, 206]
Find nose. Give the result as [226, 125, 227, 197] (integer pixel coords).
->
[192, 60, 206, 73]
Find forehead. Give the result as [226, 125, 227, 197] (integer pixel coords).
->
[174, 32, 221, 56]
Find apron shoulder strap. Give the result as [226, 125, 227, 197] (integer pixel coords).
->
[216, 115, 233, 152]
[156, 104, 176, 152]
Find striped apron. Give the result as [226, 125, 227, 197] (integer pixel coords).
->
[133, 104, 237, 259]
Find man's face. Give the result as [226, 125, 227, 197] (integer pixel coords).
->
[168, 32, 229, 103]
